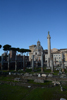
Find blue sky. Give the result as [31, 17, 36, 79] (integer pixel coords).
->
[0, 0, 67, 55]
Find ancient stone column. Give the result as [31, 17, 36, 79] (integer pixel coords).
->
[8, 54, 10, 70]
[47, 58, 50, 68]
[47, 32, 51, 68]
[59, 60, 61, 67]
[31, 59, 32, 67]
[15, 55, 17, 71]
[23, 55, 25, 71]
[21, 58, 22, 69]
[36, 59, 38, 68]
[50, 54, 54, 72]
[32, 55, 34, 71]
[1, 55, 3, 70]
[41, 51, 43, 72]
[61, 52, 64, 73]
[54, 57, 56, 67]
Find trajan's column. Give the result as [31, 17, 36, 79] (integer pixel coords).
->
[47, 31, 51, 68]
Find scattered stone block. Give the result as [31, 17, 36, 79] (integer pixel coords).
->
[38, 74, 41, 77]
[33, 73, 37, 76]
[28, 67, 32, 69]
[46, 67, 51, 69]
[59, 70, 62, 74]
[14, 78, 21, 81]
[41, 74, 47, 77]
[17, 73, 21, 75]
[48, 74, 53, 77]
[34, 79, 44, 83]
[9, 72, 11, 75]
[12, 73, 16, 75]
[20, 73, 23, 75]
[52, 81, 60, 86]
[29, 74, 32, 76]
[28, 86, 31, 88]
[24, 73, 30, 76]
[60, 74, 67, 78]
[61, 87, 63, 91]
[22, 79, 28, 82]
[60, 98, 66, 100]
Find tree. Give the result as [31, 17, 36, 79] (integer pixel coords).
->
[3, 44, 11, 70]
[0, 45, 2, 49]
[3, 44, 11, 55]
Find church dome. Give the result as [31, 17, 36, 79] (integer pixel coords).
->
[37, 40, 40, 43]
[33, 41, 43, 56]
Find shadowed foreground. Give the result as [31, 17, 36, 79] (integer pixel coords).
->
[0, 83, 67, 100]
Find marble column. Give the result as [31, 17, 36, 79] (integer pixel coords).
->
[36, 59, 38, 68]
[8, 54, 10, 70]
[1, 55, 3, 70]
[47, 58, 50, 68]
[54, 57, 56, 67]
[32, 55, 34, 71]
[21, 58, 22, 69]
[61, 53, 64, 73]
[50, 54, 54, 72]
[15, 55, 17, 71]
[47, 32, 51, 68]
[41, 51, 43, 72]
[23, 55, 25, 71]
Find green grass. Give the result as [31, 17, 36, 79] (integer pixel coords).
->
[0, 84, 30, 100]
[0, 75, 67, 100]
[0, 83, 67, 100]
[0, 76, 14, 82]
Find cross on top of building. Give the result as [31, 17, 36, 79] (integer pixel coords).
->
[48, 31, 50, 34]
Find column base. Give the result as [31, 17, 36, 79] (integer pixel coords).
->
[41, 67, 43, 73]
[62, 69, 64, 73]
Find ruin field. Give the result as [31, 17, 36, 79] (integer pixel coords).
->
[0, 75, 67, 100]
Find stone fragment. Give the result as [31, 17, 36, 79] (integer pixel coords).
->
[52, 81, 60, 85]
[32, 55, 34, 71]
[9, 72, 11, 75]
[24, 73, 30, 76]
[60, 98, 66, 100]
[14, 78, 20, 81]
[60, 74, 67, 78]
[33, 73, 37, 76]
[28, 86, 31, 88]
[48, 73, 53, 77]
[41, 51, 43, 72]
[38, 74, 41, 77]
[29, 74, 32, 76]
[34, 79, 44, 83]
[41, 74, 47, 77]
[61, 87, 63, 91]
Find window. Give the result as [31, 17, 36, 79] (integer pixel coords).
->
[35, 53, 37, 55]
